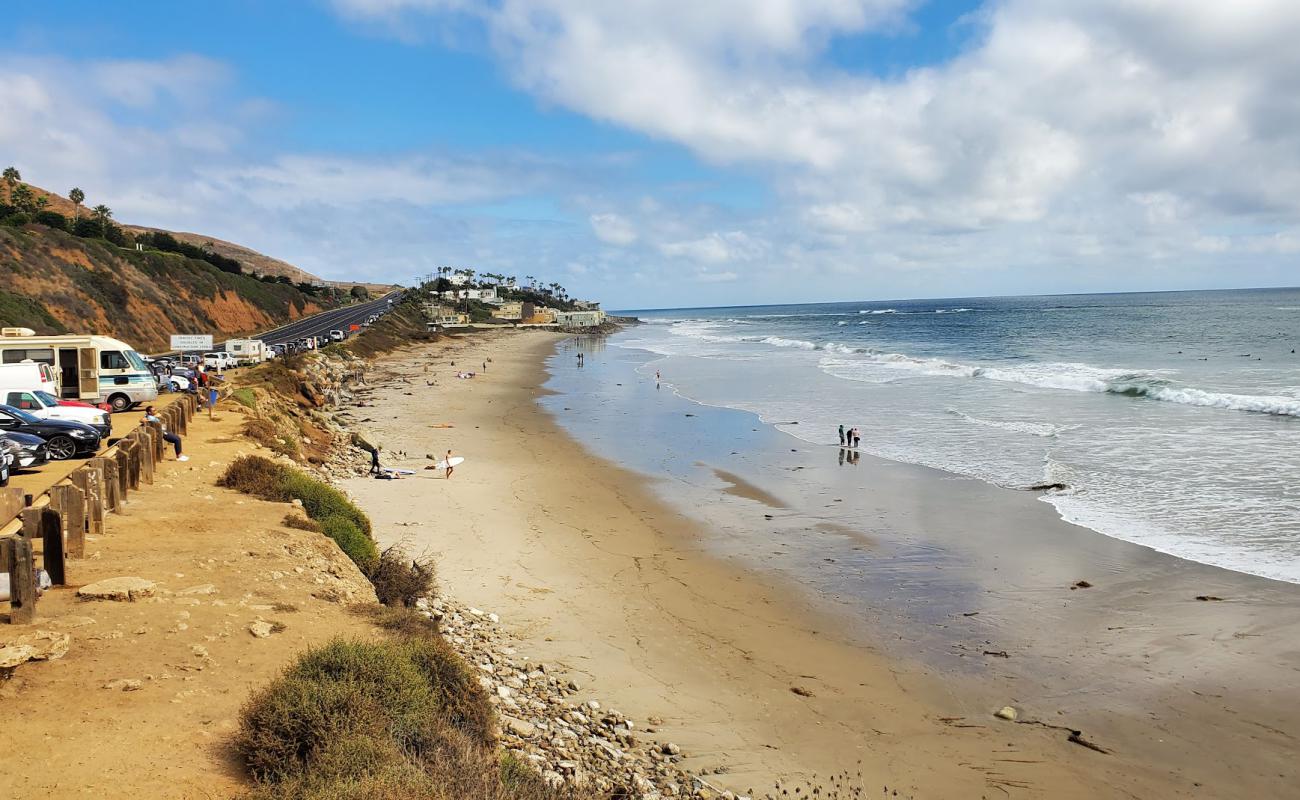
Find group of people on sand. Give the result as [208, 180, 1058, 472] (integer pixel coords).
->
[838, 424, 861, 449]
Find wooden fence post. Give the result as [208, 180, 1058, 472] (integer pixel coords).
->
[121, 441, 140, 491]
[3, 537, 36, 624]
[0, 487, 24, 528]
[72, 466, 104, 537]
[31, 508, 65, 586]
[49, 484, 86, 559]
[98, 457, 121, 513]
[114, 449, 131, 501]
[136, 431, 154, 484]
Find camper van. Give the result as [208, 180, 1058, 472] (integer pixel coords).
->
[0, 328, 158, 412]
[226, 339, 269, 365]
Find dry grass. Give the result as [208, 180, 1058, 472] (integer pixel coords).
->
[369, 546, 437, 608]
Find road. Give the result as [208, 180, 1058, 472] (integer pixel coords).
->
[247, 289, 405, 348]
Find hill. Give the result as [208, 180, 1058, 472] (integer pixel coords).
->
[0, 223, 334, 352]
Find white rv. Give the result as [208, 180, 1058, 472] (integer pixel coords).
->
[0, 328, 158, 412]
[225, 339, 269, 365]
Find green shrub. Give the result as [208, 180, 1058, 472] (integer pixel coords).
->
[369, 546, 436, 609]
[232, 387, 257, 408]
[319, 515, 379, 574]
[282, 471, 371, 535]
[34, 210, 68, 230]
[282, 513, 321, 532]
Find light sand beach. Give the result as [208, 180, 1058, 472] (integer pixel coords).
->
[342, 331, 1300, 799]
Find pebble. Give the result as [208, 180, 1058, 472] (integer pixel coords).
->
[995, 705, 1019, 721]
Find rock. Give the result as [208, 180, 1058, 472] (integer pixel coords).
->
[104, 678, 143, 691]
[178, 584, 218, 595]
[248, 620, 276, 638]
[661, 742, 682, 756]
[502, 715, 538, 738]
[78, 577, 156, 602]
[995, 706, 1019, 721]
[291, 499, 304, 508]
[0, 644, 37, 669]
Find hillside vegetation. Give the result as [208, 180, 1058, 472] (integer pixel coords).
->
[0, 171, 342, 351]
[0, 224, 335, 352]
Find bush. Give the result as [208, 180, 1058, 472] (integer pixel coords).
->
[237, 636, 582, 800]
[319, 515, 379, 575]
[282, 513, 321, 532]
[217, 455, 289, 499]
[369, 546, 436, 609]
[34, 210, 68, 230]
[282, 471, 371, 535]
[232, 387, 257, 408]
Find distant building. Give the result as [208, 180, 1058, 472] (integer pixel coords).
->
[446, 273, 470, 286]
[554, 309, 607, 328]
[572, 300, 601, 311]
[439, 287, 497, 302]
[491, 301, 534, 322]
[522, 307, 556, 325]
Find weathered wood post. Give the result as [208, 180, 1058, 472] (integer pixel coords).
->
[0, 487, 24, 528]
[49, 484, 86, 559]
[24, 508, 65, 586]
[113, 448, 131, 501]
[72, 466, 104, 537]
[135, 430, 154, 484]
[2, 536, 36, 624]
[121, 440, 140, 490]
[97, 457, 121, 513]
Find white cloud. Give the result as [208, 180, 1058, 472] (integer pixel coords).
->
[659, 231, 768, 264]
[589, 212, 638, 245]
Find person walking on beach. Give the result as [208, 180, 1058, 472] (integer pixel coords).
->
[838, 424, 846, 447]
[144, 405, 188, 462]
[445, 449, 455, 479]
[369, 445, 382, 475]
[852, 428, 861, 449]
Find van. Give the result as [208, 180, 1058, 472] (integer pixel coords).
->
[0, 361, 60, 395]
[0, 329, 158, 412]
[227, 339, 269, 365]
[329, 329, 345, 342]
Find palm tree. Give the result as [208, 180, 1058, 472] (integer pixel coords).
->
[69, 187, 85, 219]
[93, 204, 112, 222]
[2, 166, 20, 204]
[34, 195, 49, 212]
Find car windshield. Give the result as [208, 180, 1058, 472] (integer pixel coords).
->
[124, 350, 148, 371]
[0, 405, 41, 424]
[34, 391, 60, 406]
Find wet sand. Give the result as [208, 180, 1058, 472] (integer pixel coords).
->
[342, 331, 1300, 798]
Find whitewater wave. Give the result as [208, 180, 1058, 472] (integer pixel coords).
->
[860, 309, 897, 315]
[829, 352, 1300, 417]
[946, 408, 1068, 437]
[934, 308, 973, 314]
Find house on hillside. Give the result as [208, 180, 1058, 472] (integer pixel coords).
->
[572, 300, 601, 311]
[490, 301, 534, 322]
[446, 273, 470, 286]
[439, 287, 497, 302]
[425, 304, 469, 329]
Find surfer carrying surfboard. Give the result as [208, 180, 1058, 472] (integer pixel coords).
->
[445, 449, 455, 479]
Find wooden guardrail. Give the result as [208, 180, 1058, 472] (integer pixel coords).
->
[1, 394, 198, 623]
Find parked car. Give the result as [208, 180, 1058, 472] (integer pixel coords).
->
[0, 448, 9, 486]
[1, 389, 112, 438]
[0, 431, 50, 470]
[329, 329, 345, 342]
[0, 404, 102, 460]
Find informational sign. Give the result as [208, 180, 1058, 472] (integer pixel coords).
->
[170, 334, 213, 351]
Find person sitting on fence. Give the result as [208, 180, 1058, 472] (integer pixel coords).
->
[144, 405, 189, 462]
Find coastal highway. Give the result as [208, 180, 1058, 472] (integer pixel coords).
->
[248, 289, 405, 348]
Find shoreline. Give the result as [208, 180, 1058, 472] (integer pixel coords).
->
[341, 331, 1300, 798]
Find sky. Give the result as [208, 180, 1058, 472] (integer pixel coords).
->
[3, 0, 1299, 309]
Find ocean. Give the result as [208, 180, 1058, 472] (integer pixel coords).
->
[589, 288, 1300, 584]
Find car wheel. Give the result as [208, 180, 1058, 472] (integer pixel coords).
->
[45, 435, 77, 460]
[107, 393, 131, 412]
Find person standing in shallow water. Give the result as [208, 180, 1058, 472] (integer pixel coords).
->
[853, 428, 861, 449]
[838, 424, 846, 446]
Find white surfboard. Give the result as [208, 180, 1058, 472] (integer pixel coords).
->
[381, 467, 416, 475]
[434, 456, 465, 470]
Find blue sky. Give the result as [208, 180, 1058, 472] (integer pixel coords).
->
[3, 1, 1298, 308]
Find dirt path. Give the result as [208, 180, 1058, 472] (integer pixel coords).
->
[0, 402, 377, 800]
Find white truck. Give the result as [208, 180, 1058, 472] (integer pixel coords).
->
[226, 338, 270, 365]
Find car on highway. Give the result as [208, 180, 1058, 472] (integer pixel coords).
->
[329, 329, 345, 342]
[0, 430, 51, 470]
[0, 447, 9, 486]
[1, 389, 112, 438]
[0, 404, 102, 460]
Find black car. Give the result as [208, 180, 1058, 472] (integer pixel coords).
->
[0, 431, 50, 471]
[0, 404, 101, 460]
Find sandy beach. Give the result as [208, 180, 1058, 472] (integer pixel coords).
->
[341, 330, 1300, 799]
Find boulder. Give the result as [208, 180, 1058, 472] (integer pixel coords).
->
[248, 620, 276, 638]
[104, 678, 143, 691]
[995, 706, 1019, 721]
[77, 577, 156, 602]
